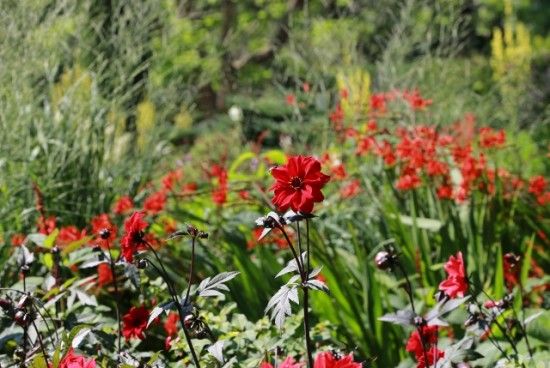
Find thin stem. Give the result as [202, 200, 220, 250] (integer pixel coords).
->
[305, 220, 311, 274]
[22, 273, 28, 362]
[518, 283, 533, 358]
[302, 220, 313, 368]
[30, 303, 57, 353]
[143, 242, 201, 367]
[296, 222, 303, 256]
[277, 226, 304, 276]
[184, 238, 196, 304]
[106, 242, 122, 360]
[30, 319, 48, 365]
[396, 263, 429, 368]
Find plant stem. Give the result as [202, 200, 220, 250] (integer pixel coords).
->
[184, 237, 196, 304]
[106, 242, 122, 360]
[30, 319, 48, 365]
[298, 221, 314, 368]
[518, 283, 533, 359]
[144, 242, 201, 367]
[278, 226, 304, 276]
[396, 263, 429, 368]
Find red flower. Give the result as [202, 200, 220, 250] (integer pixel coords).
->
[329, 104, 344, 128]
[479, 127, 506, 148]
[37, 215, 56, 235]
[113, 196, 134, 215]
[162, 169, 183, 191]
[270, 155, 330, 213]
[10, 233, 25, 247]
[262, 356, 303, 368]
[438, 252, 468, 298]
[122, 306, 150, 340]
[182, 182, 198, 194]
[286, 94, 296, 106]
[403, 90, 432, 110]
[415, 347, 444, 368]
[436, 184, 453, 200]
[331, 164, 347, 180]
[120, 212, 148, 262]
[396, 172, 422, 191]
[97, 263, 113, 287]
[406, 325, 439, 358]
[57, 226, 87, 247]
[58, 348, 96, 368]
[302, 83, 310, 93]
[340, 180, 361, 199]
[239, 190, 250, 200]
[143, 191, 167, 215]
[90, 214, 117, 248]
[503, 252, 520, 289]
[164, 312, 179, 337]
[528, 175, 546, 197]
[370, 93, 386, 112]
[314, 351, 361, 368]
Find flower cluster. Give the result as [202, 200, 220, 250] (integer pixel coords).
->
[438, 252, 468, 299]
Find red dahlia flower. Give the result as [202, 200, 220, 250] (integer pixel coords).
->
[415, 347, 444, 368]
[91, 213, 117, 248]
[10, 233, 25, 247]
[122, 306, 150, 340]
[406, 325, 439, 358]
[438, 251, 468, 298]
[58, 348, 96, 368]
[120, 211, 148, 262]
[261, 356, 303, 368]
[270, 155, 330, 213]
[314, 351, 362, 368]
[57, 226, 87, 247]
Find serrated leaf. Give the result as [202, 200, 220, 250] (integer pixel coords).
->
[123, 263, 140, 289]
[276, 258, 300, 278]
[198, 271, 239, 298]
[147, 301, 176, 328]
[71, 328, 91, 348]
[80, 259, 108, 269]
[379, 309, 416, 326]
[265, 285, 299, 328]
[207, 340, 225, 363]
[26, 233, 47, 247]
[305, 280, 330, 294]
[425, 296, 470, 322]
[308, 266, 323, 279]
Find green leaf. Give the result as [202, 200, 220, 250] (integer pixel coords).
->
[494, 245, 504, 299]
[395, 214, 443, 232]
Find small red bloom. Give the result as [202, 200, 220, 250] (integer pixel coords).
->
[120, 212, 148, 262]
[164, 312, 179, 337]
[37, 215, 56, 235]
[370, 93, 386, 112]
[262, 356, 303, 368]
[286, 94, 296, 106]
[113, 196, 134, 215]
[438, 251, 468, 298]
[314, 351, 361, 368]
[331, 164, 347, 180]
[503, 252, 520, 289]
[436, 184, 453, 200]
[479, 127, 506, 148]
[270, 155, 330, 213]
[396, 172, 422, 191]
[182, 182, 198, 194]
[340, 180, 361, 199]
[10, 233, 25, 247]
[329, 104, 344, 128]
[406, 325, 439, 358]
[528, 175, 546, 197]
[91, 213, 117, 248]
[415, 347, 444, 368]
[340, 88, 349, 100]
[302, 82, 310, 93]
[162, 169, 183, 191]
[143, 190, 167, 215]
[122, 306, 150, 340]
[57, 226, 87, 247]
[403, 89, 432, 110]
[239, 190, 250, 200]
[58, 348, 96, 368]
[97, 263, 113, 287]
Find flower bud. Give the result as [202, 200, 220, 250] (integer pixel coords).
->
[99, 228, 111, 240]
[0, 298, 12, 312]
[374, 250, 397, 270]
[137, 259, 148, 269]
[14, 310, 30, 327]
[20, 265, 30, 276]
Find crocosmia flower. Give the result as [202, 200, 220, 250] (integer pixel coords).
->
[58, 348, 96, 368]
[438, 251, 468, 298]
[113, 196, 134, 215]
[120, 211, 148, 262]
[143, 190, 167, 215]
[122, 306, 150, 340]
[270, 155, 330, 213]
[314, 351, 362, 368]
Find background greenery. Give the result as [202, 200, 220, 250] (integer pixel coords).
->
[0, 0, 549, 367]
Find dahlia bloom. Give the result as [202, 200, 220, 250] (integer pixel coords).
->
[261, 356, 303, 368]
[270, 155, 330, 213]
[143, 190, 167, 215]
[120, 211, 148, 262]
[122, 306, 150, 340]
[90, 213, 117, 248]
[415, 347, 444, 368]
[96, 263, 113, 287]
[314, 351, 362, 368]
[58, 348, 96, 368]
[438, 252, 468, 298]
[113, 196, 134, 215]
[406, 325, 439, 358]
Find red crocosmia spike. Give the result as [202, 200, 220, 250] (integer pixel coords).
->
[270, 155, 330, 214]
[143, 190, 167, 215]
